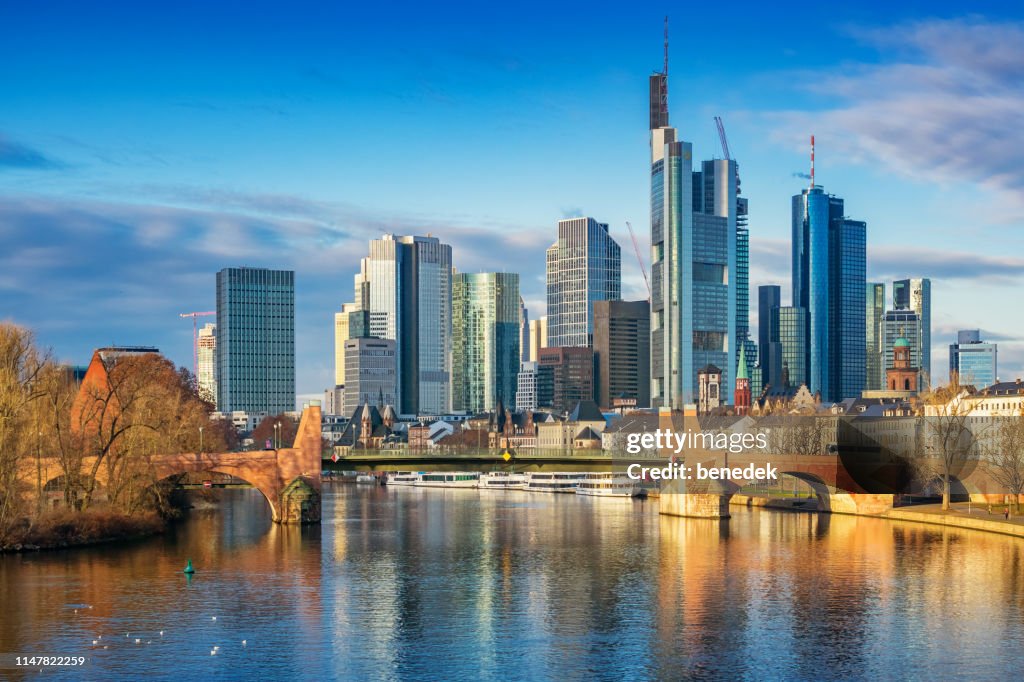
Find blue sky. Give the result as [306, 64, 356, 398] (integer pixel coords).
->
[2, 1, 1023, 402]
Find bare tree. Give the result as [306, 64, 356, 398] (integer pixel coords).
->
[920, 385, 984, 510]
[988, 409, 1024, 513]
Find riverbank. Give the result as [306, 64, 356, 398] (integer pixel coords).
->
[0, 508, 166, 553]
[884, 503, 1024, 538]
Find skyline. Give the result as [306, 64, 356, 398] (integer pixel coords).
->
[3, 2, 1024, 403]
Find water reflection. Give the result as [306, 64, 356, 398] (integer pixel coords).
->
[2, 487, 1024, 679]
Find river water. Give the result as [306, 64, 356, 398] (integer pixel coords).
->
[2, 485, 1024, 680]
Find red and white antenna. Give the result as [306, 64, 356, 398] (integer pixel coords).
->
[810, 134, 815, 189]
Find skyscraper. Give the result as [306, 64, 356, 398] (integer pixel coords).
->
[546, 217, 621, 348]
[649, 44, 738, 409]
[451, 272, 521, 414]
[538, 346, 594, 413]
[343, 337, 397, 417]
[196, 322, 217, 405]
[356, 234, 453, 415]
[519, 297, 530, 364]
[528, 316, 547, 362]
[334, 302, 360, 387]
[949, 330, 997, 389]
[792, 183, 866, 402]
[757, 285, 780, 387]
[215, 267, 295, 413]
[882, 308, 921, 386]
[865, 282, 885, 391]
[593, 300, 650, 409]
[772, 306, 807, 390]
[893, 278, 931, 388]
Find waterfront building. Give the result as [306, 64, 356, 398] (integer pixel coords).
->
[451, 272, 520, 414]
[792, 184, 866, 402]
[355, 234, 452, 415]
[215, 267, 295, 414]
[893, 278, 932, 386]
[593, 300, 650, 409]
[342, 337, 397, 418]
[197, 322, 217, 404]
[537, 346, 594, 414]
[546, 217, 621, 348]
[758, 285, 780, 387]
[866, 283, 885, 391]
[528, 316, 547, 362]
[949, 329, 998, 389]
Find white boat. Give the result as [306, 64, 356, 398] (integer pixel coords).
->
[524, 472, 587, 493]
[576, 472, 636, 497]
[414, 472, 481, 488]
[388, 472, 421, 486]
[479, 472, 527, 490]
[355, 474, 377, 485]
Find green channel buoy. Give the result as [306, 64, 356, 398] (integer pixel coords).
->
[183, 559, 195, 574]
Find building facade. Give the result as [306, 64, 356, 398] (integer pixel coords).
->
[197, 322, 217, 405]
[215, 267, 295, 414]
[516, 361, 539, 412]
[545, 217, 621, 348]
[593, 300, 651, 409]
[528, 316, 547, 362]
[893, 278, 931, 387]
[538, 346, 594, 414]
[356, 234, 452, 415]
[866, 282, 885, 391]
[342, 337, 397, 418]
[882, 309, 921, 389]
[949, 329, 997, 389]
[772, 306, 807, 390]
[758, 285, 780, 387]
[451, 272, 521, 414]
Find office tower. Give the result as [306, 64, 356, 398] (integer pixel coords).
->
[451, 272, 520, 414]
[893, 278, 931, 387]
[949, 330, 998, 389]
[334, 302, 360, 387]
[882, 309, 921, 386]
[771, 306, 807, 390]
[546, 217, 621, 348]
[593, 300, 651, 409]
[866, 283, 885, 391]
[516, 361, 539, 411]
[519, 298, 530, 363]
[792, 182, 867, 402]
[196, 323, 217, 405]
[342, 338, 397, 417]
[356, 234, 452, 415]
[649, 59, 738, 408]
[528, 317, 547, 362]
[758, 286, 780, 386]
[538, 346, 594, 413]
[215, 267, 295, 413]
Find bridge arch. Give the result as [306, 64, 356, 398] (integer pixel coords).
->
[153, 467, 280, 520]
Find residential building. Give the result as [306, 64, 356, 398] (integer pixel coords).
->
[215, 267, 295, 414]
[355, 234, 452, 415]
[342, 337, 397, 418]
[197, 323, 217, 405]
[893, 278, 932, 386]
[593, 300, 650, 409]
[866, 283, 885, 391]
[949, 329, 998, 389]
[451, 272, 521, 414]
[537, 346, 594, 414]
[546, 217, 621, 348]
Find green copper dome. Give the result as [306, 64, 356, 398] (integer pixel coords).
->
[894, 337, 910, 348]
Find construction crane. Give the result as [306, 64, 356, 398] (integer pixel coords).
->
[713, 116, 731, 160]
[625, 221, 651, 301]
[180, 311, 215, 382]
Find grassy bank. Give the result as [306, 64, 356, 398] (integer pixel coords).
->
[0, 508, 166, 552]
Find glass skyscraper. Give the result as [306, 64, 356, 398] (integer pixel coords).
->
[215, 267, 295, 414]
[452, 272, 521, 414]
[949, 329, 997, 389]
[792, 186, 866, 402]
[758, 285, 780, 387]
[356, 234, 453, 415]
[865, 282, 885, 391]
[883, 309, 921, 382]
[771, 306, 807, 389]
[545, 217, 621, 348]
[893, 278, 931, 388]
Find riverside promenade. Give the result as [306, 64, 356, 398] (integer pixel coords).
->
[883, 502, 1024, 538]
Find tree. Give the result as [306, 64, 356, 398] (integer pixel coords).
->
[251, 414, 297, 449]
[988, 408, 1024, 513]
[920, 385, 984, 510]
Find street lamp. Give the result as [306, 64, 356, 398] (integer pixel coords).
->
[199, 426, 204, 453]
[274, 422, 281, 449]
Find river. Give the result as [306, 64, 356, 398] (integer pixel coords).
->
[2, 484, 1024, 680]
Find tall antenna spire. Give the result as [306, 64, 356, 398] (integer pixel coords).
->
[810, 134, 815, 189]
[663, 16, 669, 76]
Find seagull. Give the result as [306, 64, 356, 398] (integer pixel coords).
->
[242, 640, 247, 646]
[135, 639, 141, 644]
[159, 631, 164, 637]
[213, 646, 220, 650]
[92, 640, 98, 646]
[211, 616, 217, 621]
[210, 650, 217, 656]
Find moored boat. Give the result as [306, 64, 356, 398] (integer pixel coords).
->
[576, 472, 636, 497]
[479, 472, 527, 490]
[523, 472, 586, 493]
[388, 472, 421, 486]
[414, 472, 481, 488]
